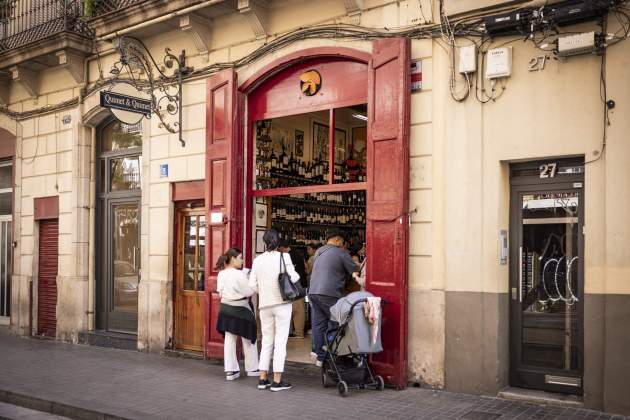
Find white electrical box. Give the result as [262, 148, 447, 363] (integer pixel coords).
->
[557, 32, 596, 57]
[485, 46, 512, 79]
[459, 44, 477, 74]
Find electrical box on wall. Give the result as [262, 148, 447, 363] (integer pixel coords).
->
[459, 45, 477, 74]
[485, 46, 512, 79]
[557, 31, 596, 57]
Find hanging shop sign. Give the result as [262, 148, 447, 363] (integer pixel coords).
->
[100, 83, 152, 125]
[300, 70, 322, 96]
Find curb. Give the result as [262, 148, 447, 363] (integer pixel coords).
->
[0, 389, 131, 420]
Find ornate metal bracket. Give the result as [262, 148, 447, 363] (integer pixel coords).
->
[109, 36, 192, 146]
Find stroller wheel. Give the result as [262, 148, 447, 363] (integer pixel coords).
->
[338, 380, 349, 397]
[321, 363, 335, 388]
[375, 375, 385, 391]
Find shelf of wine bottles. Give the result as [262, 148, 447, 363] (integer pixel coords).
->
[255, 147, 366, 190]
[270, 191, 366, 247]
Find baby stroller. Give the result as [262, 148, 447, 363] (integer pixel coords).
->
[321, 291, 385, 397]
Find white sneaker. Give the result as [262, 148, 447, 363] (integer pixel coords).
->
[247, 370, 261, 377]
[310, 351, 317, 360]
[315, 360, 323, 367]
[226, 371, 240, 381]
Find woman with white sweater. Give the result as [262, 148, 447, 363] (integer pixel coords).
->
[215, 248, 259, 381]
[249, 229, 300, 392]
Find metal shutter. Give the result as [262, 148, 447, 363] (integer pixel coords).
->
[37, 219, 58, 337]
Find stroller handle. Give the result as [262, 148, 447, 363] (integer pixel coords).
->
[347, 297, 390, 313]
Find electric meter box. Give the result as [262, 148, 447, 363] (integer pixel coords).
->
[485, 46, 512, 79]
[459, 44, 477, 74]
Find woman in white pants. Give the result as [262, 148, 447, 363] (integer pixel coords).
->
[215, 248, 259, 381]
[249, 229, 300, 392]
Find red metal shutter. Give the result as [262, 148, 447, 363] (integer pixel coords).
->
[204, 69, 244, 358]
[37, 219, 59, 337]
[366, 38, 411, 389]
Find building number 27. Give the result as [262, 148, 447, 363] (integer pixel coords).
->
[539, 162, 557, 178]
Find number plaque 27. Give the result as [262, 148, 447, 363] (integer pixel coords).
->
[539, 163, 557, 178]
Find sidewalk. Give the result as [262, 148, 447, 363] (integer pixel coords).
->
[0, 328, 625, 420]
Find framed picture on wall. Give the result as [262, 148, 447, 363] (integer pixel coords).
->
[352, 126, 367, 163]
[255, 229, 266, 253]
[270, 124, 291, 156]
[255, 203, 268, 227]
[294, 129, 304, 157]
[312, 121, 329, 161]
[334, 128, 346, 162]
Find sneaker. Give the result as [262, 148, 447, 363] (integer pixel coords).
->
[258, 379, 271, 390]
[310, 351, 317, 360]
[226, 371, 240, 381]
[270, 381, 293, 392]
[247, 370, 261, 377]
[315, 360, 323, 367]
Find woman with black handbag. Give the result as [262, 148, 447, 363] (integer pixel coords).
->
[249, 229, 300, 392]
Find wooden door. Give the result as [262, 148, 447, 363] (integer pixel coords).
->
[205, 68, 244, 358]
[37, 219, 59, 337]
[365, 38, 411, 389]
[175, 208, 206, 351]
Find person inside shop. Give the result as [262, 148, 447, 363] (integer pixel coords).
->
[215, 248, 259, 381]
[249, 229, 300, 392]
[278, 239, 308, 339]
[305, 243, 319, 277]
[308, 230, 361, 366]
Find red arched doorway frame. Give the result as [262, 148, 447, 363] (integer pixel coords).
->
[204, 41, 410, 388]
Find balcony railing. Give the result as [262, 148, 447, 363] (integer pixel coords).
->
[0, 0, 93, 52]
[86, 0, 147, 17]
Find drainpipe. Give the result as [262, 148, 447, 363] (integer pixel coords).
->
[96, 0, 225, 42]
[87, 126, 96, 330]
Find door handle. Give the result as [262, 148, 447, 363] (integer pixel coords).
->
[518, 246, 523, 303]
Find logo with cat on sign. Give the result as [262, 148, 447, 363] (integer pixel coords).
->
[300, 70, 322, 96]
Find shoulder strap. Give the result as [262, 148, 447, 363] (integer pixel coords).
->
[279, 251, 286, 273]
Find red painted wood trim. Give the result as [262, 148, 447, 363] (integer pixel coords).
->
[34, 196, 59, 221]
[239, 47, 371, 94]
[0, 131, 15, 159]
[251, 182, 367, 198]
[172, 180, 205, 201]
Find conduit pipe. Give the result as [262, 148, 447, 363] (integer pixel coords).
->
[96, 0, 226, 42]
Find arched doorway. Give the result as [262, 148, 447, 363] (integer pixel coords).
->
[204, 40, 410, 388]
[95, 118, 142, 333]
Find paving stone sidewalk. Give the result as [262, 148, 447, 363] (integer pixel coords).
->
[0, 329, 626, 420]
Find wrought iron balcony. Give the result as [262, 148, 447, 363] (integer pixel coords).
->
[84, 0, 147, 18]
[0, 0, 93, 52]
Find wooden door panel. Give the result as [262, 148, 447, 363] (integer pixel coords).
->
[205, 68, 243, 358]
[366, 38, 410, 389]
[175, 209, 206, 352]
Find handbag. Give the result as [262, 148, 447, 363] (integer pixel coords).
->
[278, 252, 306, 302]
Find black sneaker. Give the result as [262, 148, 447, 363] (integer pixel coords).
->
[258, 379, 271, 390]
[270, 381, 292, 392]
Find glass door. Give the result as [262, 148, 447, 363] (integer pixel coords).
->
[510, 184, 584, 394]
[96, 119, 142, 333]
[0, 160, 12, 324]
[110, 202, 140, 326]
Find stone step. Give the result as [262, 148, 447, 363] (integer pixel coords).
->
[498, 387, 584, 408]
[78, 330, 137, 351]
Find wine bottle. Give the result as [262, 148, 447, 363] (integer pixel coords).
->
[271, 150, 277, 168]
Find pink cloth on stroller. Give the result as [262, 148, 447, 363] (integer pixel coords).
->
[363, 297, 381, 345]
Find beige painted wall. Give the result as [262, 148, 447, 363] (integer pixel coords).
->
[1, 0, 629, 395]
